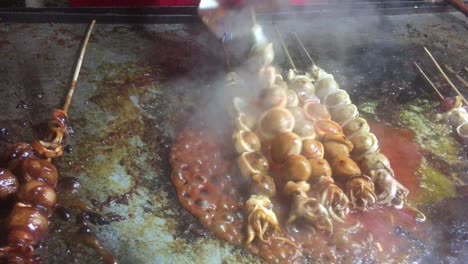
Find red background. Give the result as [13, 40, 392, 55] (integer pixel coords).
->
[69, 0, 201, 7]
[69, 0, 309, 7]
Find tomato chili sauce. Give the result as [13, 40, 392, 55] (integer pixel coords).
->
[170, 112, 429, 263]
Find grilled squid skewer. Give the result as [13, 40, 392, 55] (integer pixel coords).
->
[233, 118, 282, 244]
[0, 20, 95, 263]
[0, 142, 60, 263]
[232, 90, 282, 245]
[284, 181, 332, 233]
[317, 75, 415, 211]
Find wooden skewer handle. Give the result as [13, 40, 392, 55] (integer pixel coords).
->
[424, 47, 468, 105]
[445, 0, 468, 17]
[63, 20, 96, 114]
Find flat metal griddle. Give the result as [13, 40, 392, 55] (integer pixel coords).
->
[0, 10, 467, 264]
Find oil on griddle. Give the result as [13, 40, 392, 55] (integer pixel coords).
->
[1, 12, 467, 264]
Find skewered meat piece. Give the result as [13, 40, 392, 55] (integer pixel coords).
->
[283, 154, 312, 182]
[237, 151, 269, 178]
[257, 107, 295, 140]
[361, 153, 409, 208]
[313, 176, 349, 222]
[17, 180, 57, 212]
[1, 143, 35, 167]
[314, 119, 343, 139]
[9, 157, 59, 188]
[303, 102, 330, 122]
[257, 85, 288, 109]
[244, 195, 280, 244]
[269, 132, 302, 164]
[322, 133, 353, 161]
[233, 130, 261, 154]
[0, 126, 61, 263]
[7, 203, 49, 246]
[308, 159, 332, 182]
[284, 181, 332, 233]
[301, 139, 324, 160]
[0, 168, 18, 199]
[250, 174, 276, 198]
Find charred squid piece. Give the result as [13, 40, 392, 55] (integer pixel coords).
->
[288, 106, 317, 139]
[17, 180, 57, 213]
[234, 114, 257, 132]
[349, 132, 380, 161]
[314, 119, 343, 140]
[331, 157, 377, 211]
[369, 162, 409, 209]
[447, 107, 468, 127]
[290, 76, 318, 104]
[316, 76, 339, 100]
[290, 75, 315, 95]
[303, 102, 330, 122]
[1, 203, 49, 262]
[257, 84, 288, 109]
[342, 117, 370, 139]
[269, 132, 302, 164]
[244, 195, 280, 244]
[346, 175, 377, 211]
[286, 90, 299, 108]
[308, 158, 332, 182]
[323, 89, 351, 110]
[330, 156, 362, 180]
[301, 139, 324, 160]
[0, 20, 96, 264]
[31, 109, 71, 159]
[237, 152, 269, 178]
[436, 95, 463, 121]
[257, 107, 295, 140]
[0, 168, 19, 199]
[313, 176, 349, 222]
[293, 117, 317, 140]
[307, 64, 322, 81]
[330, 104, 359, 126]
[232, 130, 261, 154]
[10, 157, 59, 188]
[283, 155, 312, 182]
[231, 97, 259, 130]
[360, 152, 391, 176]
[322, 133, 354, 161]
[360, 153, 399, 206]
[0, 143, 35, 167]
[250, 174, 276, 198]
[284, 181, 333, 233]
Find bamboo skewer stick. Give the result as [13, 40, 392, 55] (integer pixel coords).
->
[62, 19, 96, 115]
[423, 47, 468, 105]
[222, 44, 232, 71]
[444, 64, 468, 89]
[250, 6, 257, 26]
[414, 62, 444, 101]
[273, 24, 296, 70]
[293, 33, 315, 66]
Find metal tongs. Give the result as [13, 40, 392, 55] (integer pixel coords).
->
[198, 0, 254, 42]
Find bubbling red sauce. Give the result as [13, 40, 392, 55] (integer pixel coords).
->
[170, 124, 428, 263]
[368, 121, 422, 198]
